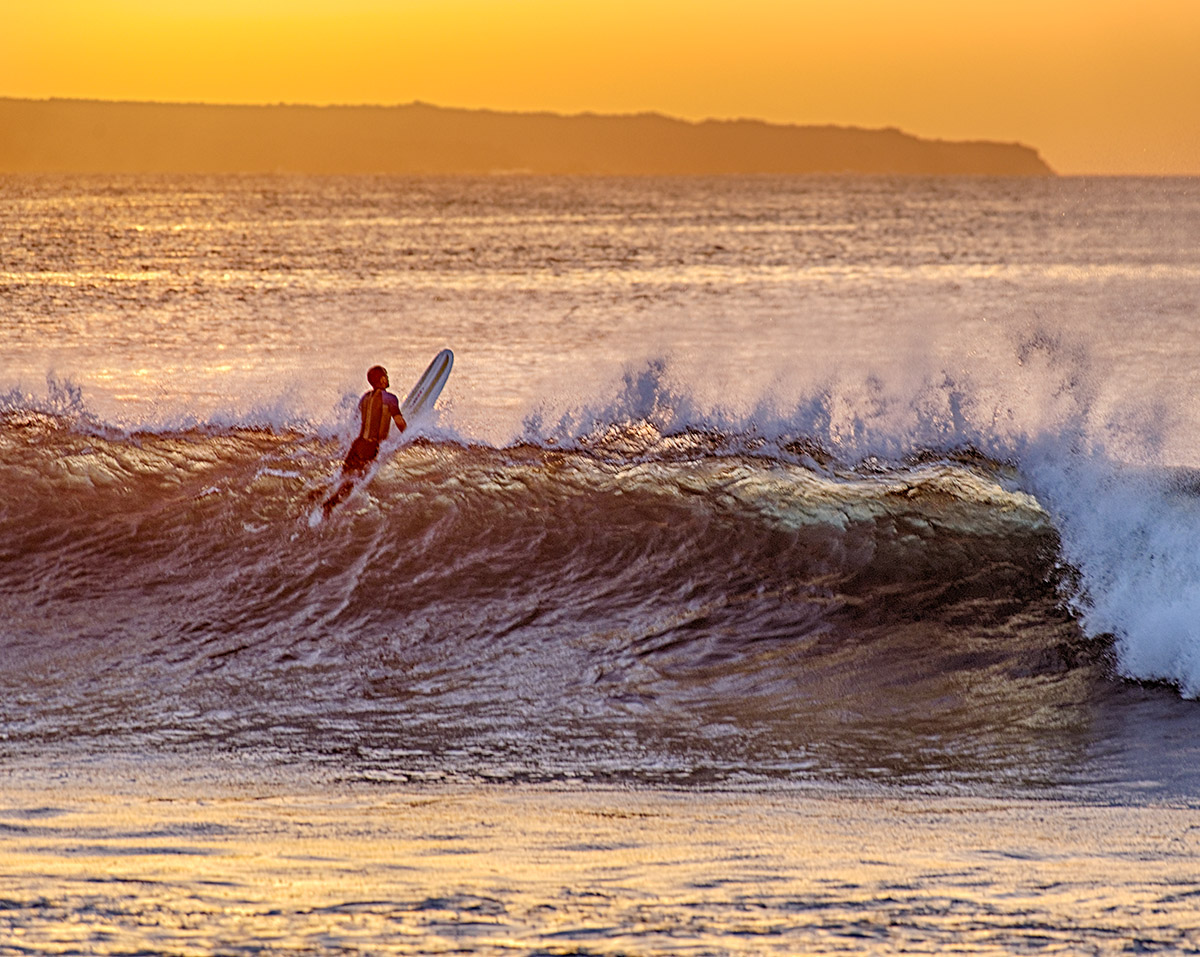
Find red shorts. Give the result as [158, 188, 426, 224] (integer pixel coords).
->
[342, 437, 379, 475]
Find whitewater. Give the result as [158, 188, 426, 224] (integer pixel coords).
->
[3, 174, 1200, 955]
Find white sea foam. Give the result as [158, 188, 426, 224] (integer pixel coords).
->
[1025, 450, 1200, 696]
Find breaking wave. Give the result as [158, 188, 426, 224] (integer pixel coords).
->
[3, 356, 1200, 790]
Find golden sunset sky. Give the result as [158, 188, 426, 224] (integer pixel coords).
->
[4, 0, 1198, 175]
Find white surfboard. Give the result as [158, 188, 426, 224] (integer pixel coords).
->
[310, 349, 454, 524]
[401, 348, 454, 422]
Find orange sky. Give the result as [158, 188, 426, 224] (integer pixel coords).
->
[4, 0, 1198, 175]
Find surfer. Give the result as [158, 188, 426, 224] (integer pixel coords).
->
[341, 365, 407, 477]
[321, 365, 407, 516]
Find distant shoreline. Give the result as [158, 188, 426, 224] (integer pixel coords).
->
[0, 97, 1053, 177]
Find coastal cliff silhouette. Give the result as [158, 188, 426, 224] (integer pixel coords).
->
[0, 98, 1053, 176]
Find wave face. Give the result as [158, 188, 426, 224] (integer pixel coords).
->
[2, 405, 1130, 792]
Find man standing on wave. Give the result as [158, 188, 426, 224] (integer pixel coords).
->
[342, 365, 407, 476]
[322, 365, 407, 515]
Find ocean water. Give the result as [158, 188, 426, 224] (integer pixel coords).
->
[3, 174, 1200, 954]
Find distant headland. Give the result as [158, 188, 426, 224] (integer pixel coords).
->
[0, 98, 1054, 176]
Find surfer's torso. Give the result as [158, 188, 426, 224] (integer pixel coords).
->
[359, 388, 402, 443]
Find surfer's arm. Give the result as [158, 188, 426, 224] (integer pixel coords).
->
[381, 392, 405, 434]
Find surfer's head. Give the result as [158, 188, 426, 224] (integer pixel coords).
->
[367, 365, 388, 389]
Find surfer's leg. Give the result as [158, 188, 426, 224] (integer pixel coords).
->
[319, 439, 379, 517]
[322, 479, 355, 517]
